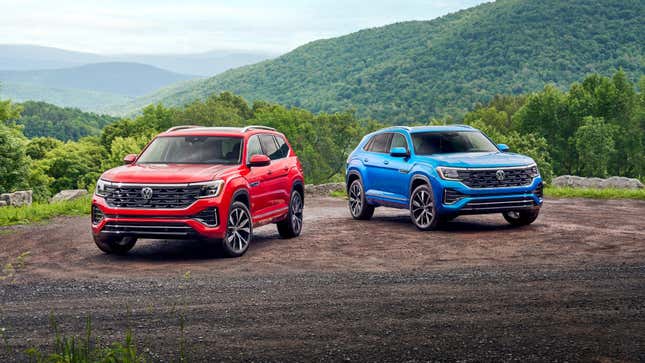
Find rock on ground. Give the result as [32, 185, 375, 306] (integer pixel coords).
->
[0, 190, 33, 207]
[305, 183, 345, 196]
[552, 175, 644, 189]
[50, 189, 88, 203]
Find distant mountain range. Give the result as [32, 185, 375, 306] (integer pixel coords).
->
[117, 0, 644, 122]
[0, 44, 275, 76]
[0, 45, 274, 112]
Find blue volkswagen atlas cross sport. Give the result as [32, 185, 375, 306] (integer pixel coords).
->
[346, 125, 543, 230]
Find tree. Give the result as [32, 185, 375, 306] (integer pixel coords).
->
[25, 137, 64, 160]
[574, 117, 615, 177]
[0, 124, 30, 193]
[0, 98, 29, 193]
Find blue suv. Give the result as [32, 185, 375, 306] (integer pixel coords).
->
[346, 125, 543, 230]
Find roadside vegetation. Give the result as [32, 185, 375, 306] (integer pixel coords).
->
[0, 71, 643, 212]
[544, 187, 645, 200]
[0, 195, 90, 226]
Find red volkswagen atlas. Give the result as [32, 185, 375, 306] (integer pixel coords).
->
[91, 125, 305, 257]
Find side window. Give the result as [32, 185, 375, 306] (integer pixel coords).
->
[367, 133, 391, 153]
[246, 135, 263, 161]
[274, 135, 290, 159]
[259, 134, 281, 160]
[390, 133, 409, 152]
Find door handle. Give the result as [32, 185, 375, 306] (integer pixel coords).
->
[363, 158, 369, 162]
[283, 167, 289, 171]
[268, 169, 273, 175]
[383, 160, 389, 165]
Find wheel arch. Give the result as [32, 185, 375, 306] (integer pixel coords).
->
[346, 170, 363, 193]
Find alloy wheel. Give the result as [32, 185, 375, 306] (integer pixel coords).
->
[225, 207, 251, 253]
[349, 183, 363, 216]
[411, 189, 434, 228]
[291, 192, 303, 234]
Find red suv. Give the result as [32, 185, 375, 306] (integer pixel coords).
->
[91, 125, 305, 257]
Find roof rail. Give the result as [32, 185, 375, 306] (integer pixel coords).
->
[452, 124, 475, 129]
[242, 125, 276, 132]
[382, 126, 411, 131]
[165, 125, 201, 132]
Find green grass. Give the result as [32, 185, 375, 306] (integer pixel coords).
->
[0, 195, 91, 227]
[23, 315, 145, 363]
[329, 190, 347, 199]
[544, 186, 645, 200]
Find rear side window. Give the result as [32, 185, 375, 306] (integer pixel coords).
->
[365, 133, 391, 153]
[274, 135, 290, 159]
[259, 134, 282, 160]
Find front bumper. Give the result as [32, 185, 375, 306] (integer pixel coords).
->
[433, 177, 543, 216]
[91, 195, 228, 240]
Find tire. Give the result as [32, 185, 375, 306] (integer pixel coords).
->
[409, 184, 442, 231]
[348, 179, 374, 220]
[93, 235, 136, 255]
[221, 201, 253, 257]
[277, 189, 304, 238]
[503, 208, 540, 226]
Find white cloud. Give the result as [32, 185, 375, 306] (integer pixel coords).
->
[0, 0, 487, 54]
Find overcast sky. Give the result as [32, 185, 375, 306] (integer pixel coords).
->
[0, 0, 488, 55]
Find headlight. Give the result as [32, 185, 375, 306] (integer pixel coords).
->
[527, 163, 540, 178]
[436, 167, 461, 180]
[95, 179, 109, 197]
[196, 180, 224, 198]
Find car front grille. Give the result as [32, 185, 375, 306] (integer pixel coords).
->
[104, 184, 202, 209]
[457, 167, 534, 188]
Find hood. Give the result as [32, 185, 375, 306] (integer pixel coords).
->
[101, 163, 238, 184]
[417, 152, 535, 168]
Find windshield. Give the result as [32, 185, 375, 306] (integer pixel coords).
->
[411, 131, 498, 155]
[137, 136, 242, 164]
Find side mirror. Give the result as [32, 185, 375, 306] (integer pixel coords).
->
[390, 147, 409, 157]
[497, 144, 510, 152]
[248, 154, 271, 167]
[123, 154, 137, 164]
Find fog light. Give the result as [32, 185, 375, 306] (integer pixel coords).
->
[91, 205, 104, 225]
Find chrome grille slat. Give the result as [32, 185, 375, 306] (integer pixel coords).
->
[457, 167, 533, 188]
[104, 185, 201, 209]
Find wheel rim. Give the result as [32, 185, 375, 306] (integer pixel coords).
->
[291, 193, 303, 234]
[349, 183, 363, 216]
[226, 207, 251, 253]
[411, 189, 434, 227]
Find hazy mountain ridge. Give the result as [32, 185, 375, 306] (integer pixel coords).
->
[119, 0, 644, 122]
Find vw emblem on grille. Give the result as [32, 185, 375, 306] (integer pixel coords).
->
[141, 187, 153, 200]
[496, 170, 506, 181]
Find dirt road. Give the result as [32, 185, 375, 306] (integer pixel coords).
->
[1, 197, 644, 361]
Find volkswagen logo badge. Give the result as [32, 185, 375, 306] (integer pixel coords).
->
[141, 187, 153, 200]
[495, 169, 505, 181]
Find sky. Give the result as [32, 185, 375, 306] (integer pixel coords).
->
[0, 0, 488, 55]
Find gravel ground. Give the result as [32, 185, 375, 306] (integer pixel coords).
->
[0, 196, 644, 362]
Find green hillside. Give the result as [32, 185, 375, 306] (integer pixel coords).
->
[121, 0, 644, 123]
[0, 81, 130, 113]
[9, 101, 117, 140]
